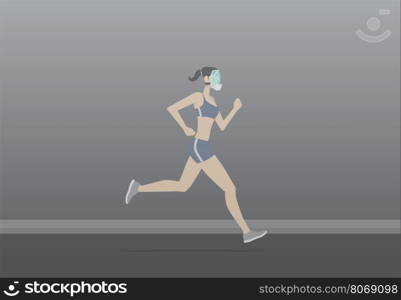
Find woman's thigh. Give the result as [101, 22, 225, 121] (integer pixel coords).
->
[179, 156, 202, 186]
[200, 156, 236, 192]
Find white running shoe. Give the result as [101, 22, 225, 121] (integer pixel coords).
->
[125, 179, 140, 204]
[243, 230, 268, 244]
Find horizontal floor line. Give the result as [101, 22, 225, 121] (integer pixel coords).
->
[0, 219, 399, 234]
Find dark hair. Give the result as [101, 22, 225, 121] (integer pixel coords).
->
[188, 66, 218, 81]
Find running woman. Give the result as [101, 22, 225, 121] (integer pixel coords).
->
[125, 66, 267, 243]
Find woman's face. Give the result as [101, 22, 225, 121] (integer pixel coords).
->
[203, 70, 222, 91]
[209, 70, 223, 91]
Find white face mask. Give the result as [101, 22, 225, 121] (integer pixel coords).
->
[210, 70, 223, 91]
[211, 83, 223, 91]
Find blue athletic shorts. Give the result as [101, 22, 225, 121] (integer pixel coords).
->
[189, 138, 215, 163]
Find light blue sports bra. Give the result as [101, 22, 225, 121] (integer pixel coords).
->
[196, 96, 219, 119]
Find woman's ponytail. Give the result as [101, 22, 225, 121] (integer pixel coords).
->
[188, 69, 202, 81]
[188, 66, 217, 82]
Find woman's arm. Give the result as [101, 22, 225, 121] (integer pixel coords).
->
[167, 92, 202, 136]
[215, 98, 242, 131]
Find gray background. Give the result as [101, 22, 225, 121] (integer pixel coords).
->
[0, 0, 400, 220]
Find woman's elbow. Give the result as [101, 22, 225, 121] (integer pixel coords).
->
[167, 106, 175, 114]
[218, 124, 226, 131]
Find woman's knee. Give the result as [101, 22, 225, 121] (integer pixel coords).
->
[223, 183, 236, 194]
[176, 182, 191, 192]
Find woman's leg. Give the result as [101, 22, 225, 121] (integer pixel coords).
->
[138, 157, 201, 192]
[200, 156, 250, 234]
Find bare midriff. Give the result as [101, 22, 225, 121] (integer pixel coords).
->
[194, 116, 214, 141]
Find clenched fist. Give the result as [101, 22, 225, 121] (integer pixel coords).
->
[233, 98, 242, 111]
[183, 126, 195, 136]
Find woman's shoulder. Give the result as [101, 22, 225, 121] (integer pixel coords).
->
[191, 92, 204, 108]
[207, 95, 216, 102]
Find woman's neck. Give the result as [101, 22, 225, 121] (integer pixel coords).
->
[203, 85, 211, 97]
